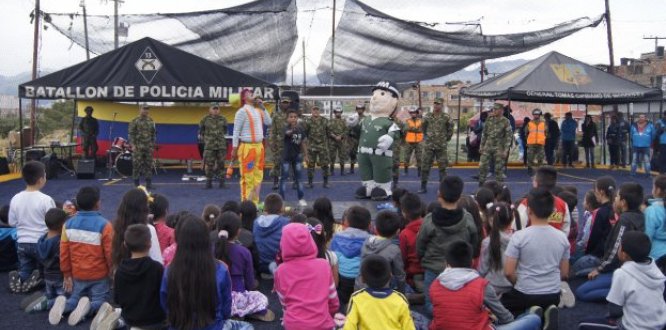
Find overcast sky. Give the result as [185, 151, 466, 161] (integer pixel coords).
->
[2, 0, 665, 82]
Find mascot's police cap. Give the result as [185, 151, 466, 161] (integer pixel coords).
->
[372, 81, 400, 98]
[532, 108, 542, 115]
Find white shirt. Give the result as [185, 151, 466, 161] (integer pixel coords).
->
[231, 104, 273, 147]
[9, 190, 56, 243]
[607, 261, 666, 330]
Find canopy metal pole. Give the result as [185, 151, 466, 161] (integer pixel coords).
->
[19, 98, 24, 167]
[455, 90, 462, 163]
[329, 0, 336, 96]
[81, 1, 90, 60]
[30, 0, 41, 146]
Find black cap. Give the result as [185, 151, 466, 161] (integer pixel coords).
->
[372, 81, 400, 98]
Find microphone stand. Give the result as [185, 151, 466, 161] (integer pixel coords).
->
[101, 112, 117, 181]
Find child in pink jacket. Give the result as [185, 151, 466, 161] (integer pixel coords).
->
[274, 223, 339, 330]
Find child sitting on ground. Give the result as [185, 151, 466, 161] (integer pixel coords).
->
[645, 175, 666, 263]
[0, 205, 18, 272]
[202, 204, 221, 231]
[253, 193, 290, 276]
[576, 182, 646, 302]
[431, 240, 542, 330]
[8, 161, 56, 293]
[399, 193, 425, 294]
[150, 194, 174, 253]
[344, 255, 414, 330]
[24, 208, 68, 313]
[574, 190, 601, 261]
[50, 186, 114, 326]
[478, 202, 514, 296]
[416, 175, 479, 316]
[502, 187, 569, 328]
[578, 231, 666, 330]
[306, 217, 339, 286]
[274, 223, 339, 330]
[214, 212, 273, 321]
[330, 206, 372, 306]
[107, 224, 165, 329]
[354, 210, 406, 293]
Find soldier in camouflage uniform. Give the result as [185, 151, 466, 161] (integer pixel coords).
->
[478, 103, 513, 184]
[303, 105, 330, 188]
[128, 105, 156, 189]
[328, 108, 348, 176]
[418, 97, 453, 193]
[391, 118, 405, 187]
[198, 103, 228, 189]
[347, 103, 365, 174]
[78, 106, 99, 159]
[269, 97, 291, 190]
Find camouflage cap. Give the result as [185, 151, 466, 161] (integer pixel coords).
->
[433, 97, 444, 104]
[311, 105, 320, 110]
[493, 102, 504, 109]
[210, 102, 220, 108]
[280, 96, 291, 103]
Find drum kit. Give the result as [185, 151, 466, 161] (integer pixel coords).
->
[108, 137, 133, 177]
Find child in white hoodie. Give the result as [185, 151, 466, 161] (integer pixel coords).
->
[578, 231, 666, 330]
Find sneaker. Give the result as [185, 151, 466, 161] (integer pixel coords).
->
[67, 296, 91, 326]
[20, 291, 44, 310]
[543, 305, 559, 330]
[527, 305, 543, 319]
[48, 295, 67, 325]
[248, 309, 275, 322]
[8, 270, 21, 293]
[90, 302, 113, 330]
[97, 308, 121, 330]
[559, 281, 576, 308]
[21, 269, 41, 293]
[24, 294, 47, 313]
[298, 199, 307, 207]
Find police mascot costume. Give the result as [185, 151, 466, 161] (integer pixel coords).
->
[355, 81, 401, 201]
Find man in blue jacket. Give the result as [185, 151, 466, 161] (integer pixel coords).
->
[655, 112, 666, 174]
[630, 114, 655, 177]
[560, 112, 577, 167]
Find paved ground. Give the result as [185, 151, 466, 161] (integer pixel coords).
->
[0, 165, 651, 329]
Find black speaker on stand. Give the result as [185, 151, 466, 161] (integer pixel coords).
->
[76, 159, 96, 179]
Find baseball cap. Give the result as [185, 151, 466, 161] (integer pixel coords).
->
[280, 96, 291, 103]
[210, 102, 220, 109]
[355, 102, 366, 109]
[532, 108, 542, 115]
[433, 97, 444, 104]
[333, 108, 343, 113]
[493, 102, 504, 109]
[408, 108, 419, 113]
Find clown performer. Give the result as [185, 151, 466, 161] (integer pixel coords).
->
[231, 89, 273, 204]
[355, 81, 401, 201]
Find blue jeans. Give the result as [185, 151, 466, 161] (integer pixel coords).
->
[45, 278, 65, 309]
[279, 157, 304, 200]
[423, 269, 438, 317]
[572, 255, 601, 277]
[575, 272, 613, 302]
[631, 147, 651, 175]
[495, 313, 542, 330]
[17, 242, 40, 280]
[65, 278, 110, 315]
[584, 146, 595, 166]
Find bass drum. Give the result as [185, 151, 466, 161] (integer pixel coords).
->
[115, 152, 133, 177]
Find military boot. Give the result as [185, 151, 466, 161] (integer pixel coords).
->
[323, 176, 330, 188]
[145, 179, 153, 190]
[393, 176, 399, 188]
[350, 163, 355, 174]
[417, 181, 427, 194]
[306, 177, 314, 189]
[272, 177, 279, 191]
[219, 178, 226, 189]
[404, 166, 408, 175]
[340, 164, 345, 176]
[205, 179, 212, 189]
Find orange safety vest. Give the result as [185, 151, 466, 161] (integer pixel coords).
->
[405, 118, 424, 143]
[527, 120, 546, 145]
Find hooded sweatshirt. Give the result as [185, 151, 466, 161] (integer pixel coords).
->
[274, 223, 339, 330]
[252, 214, 289, 272]
[645, 198, 666, 260]
[354, 236, 406, 293]
[330, 227, 371, 278]
[114, 256, 165, 326]
[606, 260, 666, 330]
[429, 268, 514, 330]
[598, 210, 645, 273]
[416, 207, 478, 274]
[399, 218, 424, 280]
[37, 233, 62, 282]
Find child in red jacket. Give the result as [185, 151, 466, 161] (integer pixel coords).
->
[398, 193, 424, 293]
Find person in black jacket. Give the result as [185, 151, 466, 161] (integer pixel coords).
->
[108, 224, 165, 328]
[606, 115, 621, 169]
[575, 182, 645, 302]
[544, 113, 560, 165]
[519, 117, 531, 166]
[581, 115, 598, 168]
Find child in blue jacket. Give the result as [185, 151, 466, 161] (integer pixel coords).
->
[252, 194, 290, 276]
[630, 114, 655, 176]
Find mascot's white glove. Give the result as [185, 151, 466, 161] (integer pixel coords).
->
[377, 134, 393, 152]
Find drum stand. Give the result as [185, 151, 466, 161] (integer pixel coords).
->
[99, 114, 122, 181]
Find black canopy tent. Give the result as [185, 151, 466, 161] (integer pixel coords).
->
[458, 51, 663, 163]
[17, 37, 279, 164]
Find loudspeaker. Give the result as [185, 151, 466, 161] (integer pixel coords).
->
[26, 149, 46, 162]
[41, 153, 59, 180]
[76, 159, 96, 179]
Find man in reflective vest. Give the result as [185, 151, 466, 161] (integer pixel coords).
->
[526, 108, 548, 176]
[403, 108, 423, 176]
